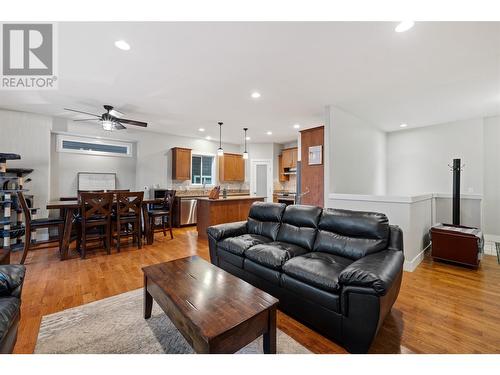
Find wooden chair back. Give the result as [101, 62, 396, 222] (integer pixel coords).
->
[17, 191, 32, 222]
[80, 192, 113, 220]
[162, 190, 176, 211]
[116, 191, 144, 219]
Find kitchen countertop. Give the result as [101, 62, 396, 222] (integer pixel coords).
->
[176, 190, 250, 198]
[197, 195, 266, 202]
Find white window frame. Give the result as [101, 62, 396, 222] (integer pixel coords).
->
[56, 134, 133, 158]
[191, 152, 216, 186]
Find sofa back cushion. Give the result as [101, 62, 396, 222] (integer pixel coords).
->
[247, 202, 286, 241]
[313, 208, 389, 260]
[277, 205, 322, 250]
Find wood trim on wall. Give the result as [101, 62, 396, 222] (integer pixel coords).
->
[300, 126, 324, 207]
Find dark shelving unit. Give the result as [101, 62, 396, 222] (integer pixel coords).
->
[0, 153, 34, 264]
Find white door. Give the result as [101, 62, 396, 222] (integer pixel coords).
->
[250, 159, 273, 202]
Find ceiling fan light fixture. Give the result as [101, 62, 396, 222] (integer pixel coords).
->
[101, 119, 115, 131]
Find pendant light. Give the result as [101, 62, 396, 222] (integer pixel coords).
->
[217, 122, 224, 156]
[242, 127, 249, 159]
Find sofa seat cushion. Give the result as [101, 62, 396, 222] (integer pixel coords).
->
[282, 252, 353, 293]
[218, 234, 272, 256]
[0, 297, 20, 342]
[245, 241, 309, 270]
[281, 274, 340, 313]
[218, 249, 245, 269]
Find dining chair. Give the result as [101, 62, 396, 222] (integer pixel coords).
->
[114, 191, 144, 251]
[77, 192, 113, 259]
[17, 192, 65, 264]
[147, 189, 176, 241]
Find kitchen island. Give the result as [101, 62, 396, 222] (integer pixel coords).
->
[196, 195, 265, 239]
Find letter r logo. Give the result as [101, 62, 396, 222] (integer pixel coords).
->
[2, 24, 53, 75]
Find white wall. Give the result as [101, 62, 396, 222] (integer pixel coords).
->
[483, 116, 500, 236]
[328, 106, 386, 195]
[386, 118, 484, 196]
[64, 121, 244, 194]
[328, 194, 433, 271]
[50, 133, 137, 199]
[0, 109, 52, 217]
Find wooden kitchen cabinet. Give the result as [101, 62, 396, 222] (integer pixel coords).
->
[291, 148, 298, 168]
[281, 147, 298, 169]
[219, 153, 245, 181]
[172, 147, 192, 181]
[278, 154, 288, 182]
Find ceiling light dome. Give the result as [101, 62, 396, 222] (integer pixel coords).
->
[395, 21, 415, 33]
[115, 40, 131, 51]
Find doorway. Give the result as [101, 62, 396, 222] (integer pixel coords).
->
[250, 159, 273, 202]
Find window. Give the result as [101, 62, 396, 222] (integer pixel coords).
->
[56, 134, 133, 157]
[191, 155, 214, 185]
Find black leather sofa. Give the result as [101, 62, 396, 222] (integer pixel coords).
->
[0, 265, 26, 354]
[207, 202, 404, 353]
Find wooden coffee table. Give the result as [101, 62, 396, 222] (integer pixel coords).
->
[142, 256, 279, 354]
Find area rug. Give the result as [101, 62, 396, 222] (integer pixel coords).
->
[35, 288, 311, 354]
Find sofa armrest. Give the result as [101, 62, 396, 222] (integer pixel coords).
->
[0, 265, 26, 298]
[339, 250, 404, 296]
[388, 225, 403, 252]
[207, 221, 248, 241]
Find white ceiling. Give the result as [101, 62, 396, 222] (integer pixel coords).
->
[1, 22, 499, 143]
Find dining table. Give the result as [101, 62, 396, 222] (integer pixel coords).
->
[46, 198, 164, 260]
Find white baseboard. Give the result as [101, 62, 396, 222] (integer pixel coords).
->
[403, 246, 428, 272]
[483, 234, 499, 256]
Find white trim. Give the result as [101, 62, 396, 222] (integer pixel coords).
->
[329, 192, 483, 204]
[403, 246, 428, 272]
[433, 193, 483, 200]
[52, 130, 137, 143]
[56, 134, 132, 158]
[250, 159, 273, 202]
[329, 193, 434, 204]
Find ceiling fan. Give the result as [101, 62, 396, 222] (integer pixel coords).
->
[64, 105, 148, 131]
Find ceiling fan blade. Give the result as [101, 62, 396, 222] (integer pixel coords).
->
[118, 118, 148, 127]
[109, 109, 125, 118]
[64, 108, 101, 117]
[114, 122, 127, 130]
[73, 118, 99, 122]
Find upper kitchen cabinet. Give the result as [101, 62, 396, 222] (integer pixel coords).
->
[219, 153, 245, 182]
[281, 147, 298, 169]
[171, 147, 192, 181]
[278, 154, 288, 182]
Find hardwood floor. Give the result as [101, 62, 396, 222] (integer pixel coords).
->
[10, 227, 500, 354]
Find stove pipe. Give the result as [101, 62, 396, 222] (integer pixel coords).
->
[452, 158, 461, 225]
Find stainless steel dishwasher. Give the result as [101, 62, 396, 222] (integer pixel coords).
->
[180, 198, 197, 225]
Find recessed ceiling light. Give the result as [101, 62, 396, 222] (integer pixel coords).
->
[198, 128, 205, 132]
[205, 136, 211, 140]
[114, 40, 131, 51]
[246, 136, 251, 141]
[400, 123, 408, 128]
[251, 92, 261, 99]
[266, 131, 272, 135]
[395, 21, 415, 33]
[293, 124, 300, 129]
